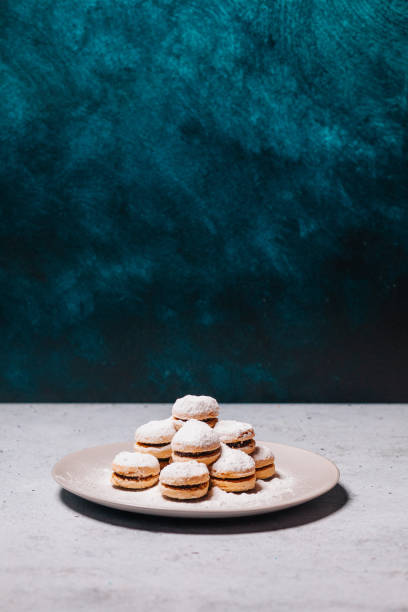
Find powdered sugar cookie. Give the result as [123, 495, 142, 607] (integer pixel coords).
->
[134, 418, 177, 466]
[160, 460, 209, 500]
[172, 394, 219, 429]
[213, 420, 255, 454]
[252, 444, 276, 480]
[171, 419, 221, 465]
[111, 451, 160, 489]
[210, 444, 256, 492]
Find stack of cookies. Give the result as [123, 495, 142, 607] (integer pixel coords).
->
[111, 394, 276, 501]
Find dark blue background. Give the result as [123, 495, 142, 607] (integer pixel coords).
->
[1, 1, 407, 401]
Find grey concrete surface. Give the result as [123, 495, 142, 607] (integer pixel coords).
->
[1, 404, 407, 612]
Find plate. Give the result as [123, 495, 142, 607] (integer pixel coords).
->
[52, 441, 340, 518]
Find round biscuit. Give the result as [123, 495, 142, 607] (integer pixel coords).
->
[111, 472, 159, 489]
[211, 474, 256, 492]
[112, 451, 160, 478]
[213, 420, 255, 443]
[254, 455, 275, 469]
[172, 395, 219, 422]
[133, 442, 172, 460]
[135, 418, 177, 444]
[255, 463, 276, 480]
[160, 481, 209, 500]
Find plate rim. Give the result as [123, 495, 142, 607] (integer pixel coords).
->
[52, 440, 340, 518]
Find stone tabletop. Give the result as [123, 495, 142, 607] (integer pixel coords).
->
[2, 404, 407, 611]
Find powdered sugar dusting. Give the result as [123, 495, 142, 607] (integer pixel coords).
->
[211, 443, 255, 475]
[252, 444, 275, 462]
[172, 395, 219, 418]
[112, 451, 159, 469]
[104, 470, 296, 510]
[160, 461, 208, 482]
[172, 419, 220, 450]
[214, 419, 255, 441]
[135, 418, 177, 443]
[63, 447, 301, 513]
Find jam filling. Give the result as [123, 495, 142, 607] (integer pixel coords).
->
[211, 474, 254, 483]
[175, 417, 217, 425]
[162, 482, 208, 490]
[136, 441, 169, 448]
[174, 448, 220, 458]
[113, 472, 157, 481]
[227, 439, 253, 449]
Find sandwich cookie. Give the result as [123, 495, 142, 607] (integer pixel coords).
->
[213, 420, 256, 454]
[171, 419, 221, 465]
[111, 451, 160, 489]
[160, 461, 210, 500]
[134, 418, 177, 467]
[172, 394, 219, 429]
[252, 444, 276, 480]
[210, 444, 256, 492]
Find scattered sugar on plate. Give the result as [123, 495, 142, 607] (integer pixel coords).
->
[100, 468, 296, 510]
[206, 474, 296, 508]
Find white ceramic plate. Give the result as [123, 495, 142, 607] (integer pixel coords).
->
[52, 441, 340, 518]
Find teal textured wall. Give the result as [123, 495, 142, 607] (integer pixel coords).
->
[1, 1, 407, 401]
